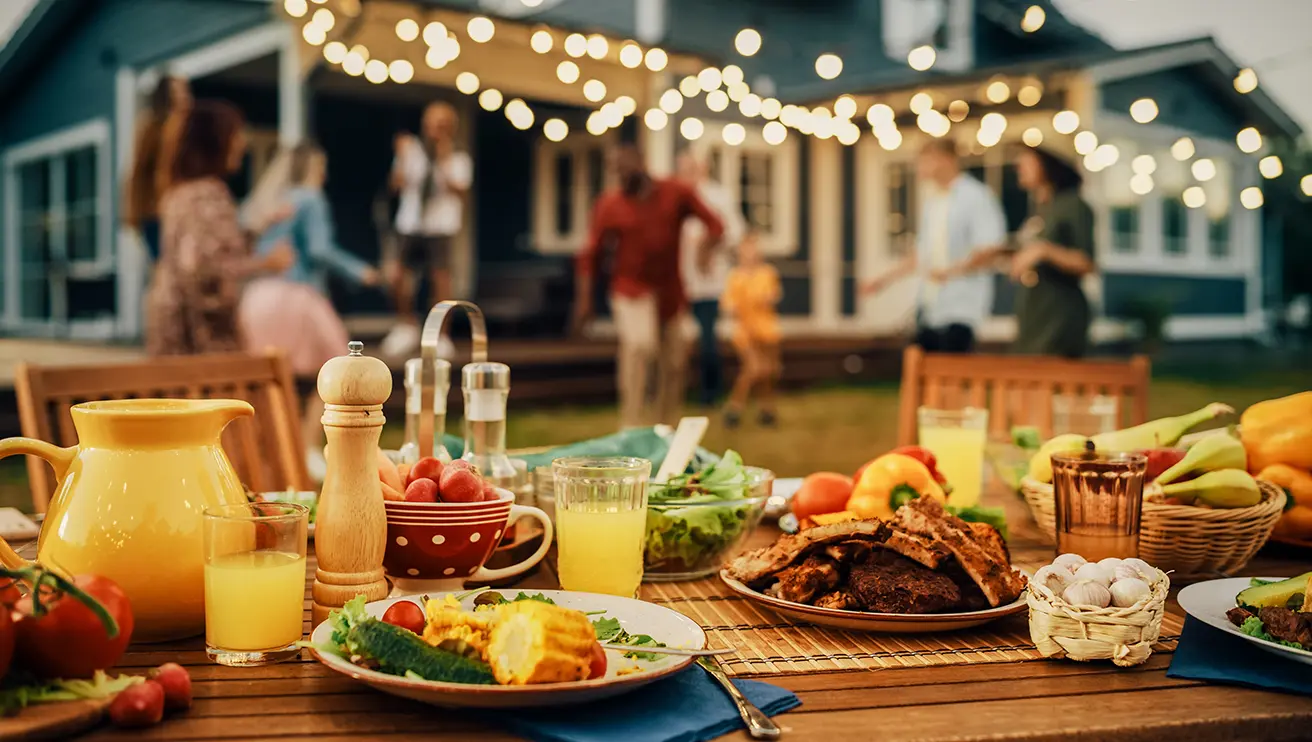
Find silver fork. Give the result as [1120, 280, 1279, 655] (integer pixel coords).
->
[697, 656, 782, 739]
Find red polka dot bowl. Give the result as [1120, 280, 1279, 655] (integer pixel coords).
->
[383, 489, 552, 596]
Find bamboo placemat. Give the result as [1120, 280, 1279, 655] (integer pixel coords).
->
[639, 576, 1183, 678]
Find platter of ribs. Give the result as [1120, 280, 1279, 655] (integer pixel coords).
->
[721, 496, 1029, 632]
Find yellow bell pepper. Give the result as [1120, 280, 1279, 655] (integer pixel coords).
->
[1241, 392, 1312, 472]
[1258, 464, 1312, 509]
[846, 453, 946, 520]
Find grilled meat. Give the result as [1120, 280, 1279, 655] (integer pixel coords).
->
[848, 551, 962, 614]
[896, 497, 1025, 607]
[939, 559, 991, 612]
[880, 530, 950, 569]
[1259, 607, 1312, 648]
[773, 554, 842, 604]
[727, 519, 887, 584]
[824, 540, 875, 564]
[1227, 606, 1256, 627]
[814, 590, 859, 611]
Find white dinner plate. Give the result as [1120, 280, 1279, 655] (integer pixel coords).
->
[308, 590, 706, 708]
[720, 569, 1028, 633]
[1177, 577, 1312, 666]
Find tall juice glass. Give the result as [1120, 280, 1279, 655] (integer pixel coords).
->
[918, 407, 989, 507]
[203, 502, 308, 666]
[552, 457, 650, 597]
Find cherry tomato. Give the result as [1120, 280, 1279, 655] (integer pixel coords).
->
[439, 468, 484, 503]
[151, 662, 193, 711]
[109, 680, 165, 728]
[381, 601, 426, 634]
[404, 478, 439, 503]
[587, 641, 607, 679]
[0, 606, 13, 679]
[409, 457, 445, 486]
[16, 574, 134, 679]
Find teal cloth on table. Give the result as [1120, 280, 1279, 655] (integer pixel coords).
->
[1167, 616, 1312, 695]
[453, 427, 717, 473]
[488, 668, 800, 742]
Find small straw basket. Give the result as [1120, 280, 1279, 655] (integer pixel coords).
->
[1026, 569, 1170, 668]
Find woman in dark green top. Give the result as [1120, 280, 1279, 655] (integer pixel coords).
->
[1011, 147, 1096, 357]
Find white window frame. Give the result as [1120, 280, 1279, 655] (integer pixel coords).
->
[686, 123, 800, 257]
[531, 132, 618, 255]
[881, 0, 974, 73]
[3, 119, 114, 336]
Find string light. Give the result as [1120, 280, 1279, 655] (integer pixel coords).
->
[1021, 5, 1046, 32]
[735, 28, 762, 57]
[530, 30, 553, 53]
[947, 99, 969, 122]
[1259, 155, 1283, 179]
[1240, 186, 1264, 209]
[615, 95, 637, 116]
[1171, 137, 1195, 161]
[388, 59, 414, 84]
[909, 92, 933, 114]
[739, 94, 762, 117]
[505, 99, 532, 129]
[422, 22, 447, 45]
[323, 41, 347, 64]
[815, 53, 843, 80]
[722, 122, 747, 146]
[837, 122, 861, 145]
[975, 124, 1001, 147]
[866, 103, 894, 127]
[364, 59, 388, 84]
[985, 80, 1010, 104]
[343, 49, 366, 76]
[908, 45, 936, 71]
[727, 82, 750, 102]
[760, 98, 782, 119]
[556, 61, 580, 84]
[395, 18, 419, 41]
[285, 0, 308, 18]
[1234, 68, 1258, 94]
[1132, 155, 1157, 175]
[1301, 175, 1312, 197]
[644, 109, 669, 130]
[698, 67, 723, 91]
[599, 102, 623, 128]
[564, 33, 587, 57]
[1052, 110, 1079, 134]
[582, 79, 607, 102]
[302, 23, 327, 45]
[980, 112, 1007, 134]
[586, 112, 607, 136]
[679, 75, 701, 97]
[455, 72, 480, 94]
[706, 90, 730, 112]
[834, 96, 858, 119]
[1129, 98, 1158, 124]
[467, 17, 494, 43]
[619, 43, 643, 68]
[763, 120, 787, 145]
[644, 48, 668, 71]
[544, 118, 569, 142]
[478, 88, 503, 111]
[1191, 158, 1217, 181]
[1130, 174, 1154, 195]
[1073, 131, 1098, 155]
[680, 117, 705, 140]
[722, 65, 745, 86]
[1236, 127, 1262, 153]
[1182, 186, 1206, 208]
[1022, 127, 1043, 147]
[1093, 143, 1119, 167]
[659, 89, 683, 113]
[1017, 85, 1042, 107]
[586, 34, 609, 59]
[919, 110, 951, 138]
[878, 128, 902, 151]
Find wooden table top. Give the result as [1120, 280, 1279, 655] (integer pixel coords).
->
[20, 488, 1312, 742]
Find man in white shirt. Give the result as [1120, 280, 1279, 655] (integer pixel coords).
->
[677, 153, 745, 407]
[381, 102, 473, 357]
[862, 139, 1006, 352]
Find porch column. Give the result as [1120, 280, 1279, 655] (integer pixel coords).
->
[810, 138, 842, 328]
[278, 24, 306, 145]
[644, 73, 674, 176]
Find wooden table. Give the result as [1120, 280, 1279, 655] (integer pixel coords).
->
[20, 489, 1312, 742]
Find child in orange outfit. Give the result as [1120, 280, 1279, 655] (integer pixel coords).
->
[722, 232, 782, 428]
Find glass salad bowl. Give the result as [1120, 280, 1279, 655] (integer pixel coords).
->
[642, 464, 774, 582]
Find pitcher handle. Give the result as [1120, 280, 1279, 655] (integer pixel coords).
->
[0, 437, 78, 483]
[470, 505, 554, 583]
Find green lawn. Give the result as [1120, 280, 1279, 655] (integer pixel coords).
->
[7, 371, 1303, 515]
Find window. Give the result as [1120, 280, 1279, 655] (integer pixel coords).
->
[888, 161, 917, 257]
[532, 134, 614, 254]
[1162, 198, 1188, 255]
[1209, 214, 1230, 258]
[739, 152, 774, 233]
[690, 128, 799, 256]
[1111, 206, 1139, 253]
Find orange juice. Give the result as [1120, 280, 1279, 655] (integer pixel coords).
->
[555, 506, 647, 597]
[919, 425, 987, 507]
[205, 551, 306, 651]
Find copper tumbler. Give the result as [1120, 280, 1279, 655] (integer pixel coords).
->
[1050, 448, 1148, 561]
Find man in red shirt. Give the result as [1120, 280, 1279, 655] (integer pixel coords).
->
[574, 144, 725, 428]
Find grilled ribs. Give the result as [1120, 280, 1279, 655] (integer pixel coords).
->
[849, 551, 962, 614]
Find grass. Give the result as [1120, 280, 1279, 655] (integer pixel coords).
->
[6, 370, 1305, 515]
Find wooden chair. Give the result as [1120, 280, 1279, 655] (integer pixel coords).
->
[15, 350, 310, 513]
[896, 346, 1151, 446]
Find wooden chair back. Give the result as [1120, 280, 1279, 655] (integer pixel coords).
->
[15, 350, 310, 513]
[897, 346, 1151, 446]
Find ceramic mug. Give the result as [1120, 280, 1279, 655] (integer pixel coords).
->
[382, 489, 552, 596]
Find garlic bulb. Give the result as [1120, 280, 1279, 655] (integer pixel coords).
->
[1062, 579, 1112, 609]
[1073, 562, 1113, 588]
[1120, 557, 1157, 582]
[1096, 557, 1124, 572]
[1051, 553, 1087, 574]
[1110, 577, 1152, 608]
[1032, 565, 1072, 594]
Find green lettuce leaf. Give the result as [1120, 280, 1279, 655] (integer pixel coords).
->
[1239, 615, 1306, 650]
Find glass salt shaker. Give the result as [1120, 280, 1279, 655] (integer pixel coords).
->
[461, 361, 526, 496]
[399, 357, 452, 464]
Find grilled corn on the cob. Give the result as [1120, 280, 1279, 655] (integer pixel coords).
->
[423, 597, 493, 657]
[485, 601, 596, 685]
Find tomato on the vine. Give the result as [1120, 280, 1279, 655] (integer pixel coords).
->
[15, 573, 134, 679]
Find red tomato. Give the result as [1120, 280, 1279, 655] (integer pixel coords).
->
[381, 601, 426, 634]
[0, 606, 13, 679]
[409, 457, 445, 486]
[404, 478, 439, 503]
[792, 472, 855, 520]
[16, 574, 134, 679]
[440, 468, 484, 503]
[0, 577, 19, 607]
[587, 641, 607, 679]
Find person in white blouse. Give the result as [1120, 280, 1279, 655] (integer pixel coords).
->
[381, 102, 473, 357]
[677, 153, 746, 407]
[862, 139, 1006, 352]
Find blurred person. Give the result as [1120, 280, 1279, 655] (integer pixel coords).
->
[573, 144, 725, 429]
[677, 152, 745, 408]
[238, 142, 381, 479]
[122, 75, 191, 262]
[861, 139, 1006, 353]
[381, 102, 472, 357]
[722, 232, 782, 428]
[146, 100, 293, 356]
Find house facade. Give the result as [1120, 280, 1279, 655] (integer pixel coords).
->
[0, 0, 1299, 343]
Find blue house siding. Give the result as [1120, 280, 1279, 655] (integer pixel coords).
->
[1100, 70, 1245, 142]
[1101, 273, 1247, 317]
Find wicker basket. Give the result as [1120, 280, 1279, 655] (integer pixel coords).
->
[1021, 477, 1287, 580]
[1027, 570, 1169, 667]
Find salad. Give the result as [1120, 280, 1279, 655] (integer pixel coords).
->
[643, 450, 768, 579]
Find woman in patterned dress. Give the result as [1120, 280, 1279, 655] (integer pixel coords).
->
[146, 100, 292, 356]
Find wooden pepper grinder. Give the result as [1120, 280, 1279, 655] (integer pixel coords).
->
[312, 341, 392, 626]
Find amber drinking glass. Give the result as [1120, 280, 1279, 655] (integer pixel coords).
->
[1051, 450, 1148, 561]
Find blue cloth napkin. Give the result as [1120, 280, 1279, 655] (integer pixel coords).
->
[490, 667, 801, 742]
[1167, 616, 1312, 695]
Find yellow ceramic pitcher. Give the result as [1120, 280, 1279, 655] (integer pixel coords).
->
[0, 399, 254, 643]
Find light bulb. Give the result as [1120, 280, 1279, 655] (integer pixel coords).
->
[1301, 175, 1312, 197]
[395, 19, 419, 42]
[1182, 186, 1206, 208]
[544, 118, 569, 142]
[1234, 68, 1258, 94]
[727, 82, 750, 102]
[455, 72, 479, 95]
[388, 59, 414, 84]
[985, 80, 1010, 104]
[722, 122, 747, 146]
[1236, 126, 1262, 154]
[564, 33, 587, 58]
[599, 103, 623, 128]
[1132, 154, 1157, 175]
[586, 112, 607, 136]
[1017, 84, 1042, 107]
[285, 0, 308, 18]
[1021, 5, 1046, 32]
[364, 59, 388, 84]
[735, 28, 762, 56]
[1171, 137, 1195, 161]
[644, 47, 668, 71]
[1094, 143, 1119, 167]
[530, 30, 553, 54]
[422, 22, 447, 46]
[879, 128, 903, 151]
[947, 99, 969, 122]
[615, 95, 637, 116]
[760, 98, 782, 120]
[1053, 110, 1079, 134]
[867, 103, 894, 127]
[815, 53, 843, 80]
[834, 96, 857, 119]
[302, 23, 327, 45]
[698, 67, 723, 92]
[1240, 186, 1264, 209]
[1022, 127, 1043, 147]
[424, 47, 448, 69]
[619, 43, 643, 68]
[722, 64, 745, 86]
[1191, 158, 1217, 182]
[1073, 130, 1098, 155]
[980, 112, 1006, 133]
[680, 117, 704, 140]
[909, 92, 933, 114]
[1130, 98, 1158, 124]
[908, 45, 936, 71]
[1259, 155, 1283, 179]
[478, 88, 503, 111]
[1130, 173, 1154, 195]
[311, 8, 334, 30]
[659, 89, 683, 114]
[643, 109, 668, 130]
[586, 34, 608, 60]
[342, 51, 365, 76]
[739, 94, 762, 117]
[763, 120, 787, 145]
[582, 79, 606, 102]
[466, 17, 494, 43]
[556, 61, 579, 84]
[679, 75, 701, 97]
[323, 41, 347, 64]
[706, 90, 729, 112]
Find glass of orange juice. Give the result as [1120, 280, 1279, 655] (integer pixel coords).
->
[918, 407, 989, 507]
[203, 502, 308, 666]
[552, 457, 650, 598]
